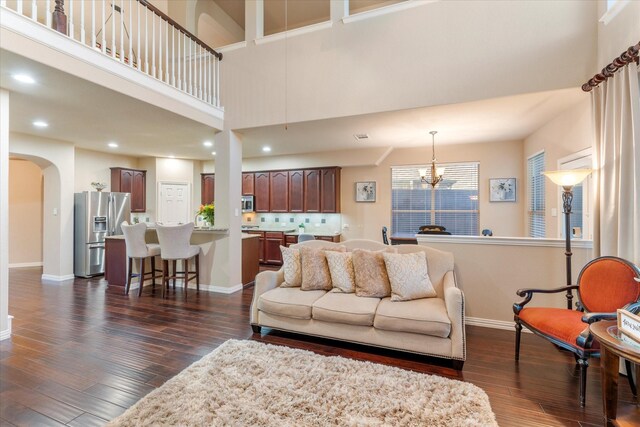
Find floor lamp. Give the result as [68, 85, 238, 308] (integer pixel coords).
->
[542, 169, 592, 309]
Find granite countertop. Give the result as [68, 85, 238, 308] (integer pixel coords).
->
[241, 227, 297, 233]
[241, 233, 260, 239]
[284, 230, 341, 237]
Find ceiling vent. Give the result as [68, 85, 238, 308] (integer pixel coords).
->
[354, 133, 369, 141]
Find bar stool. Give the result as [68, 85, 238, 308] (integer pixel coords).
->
[155, 222, 201, 298]
[121, 221, 162, 296]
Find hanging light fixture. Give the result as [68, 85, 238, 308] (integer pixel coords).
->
[419, 131, 445, 188]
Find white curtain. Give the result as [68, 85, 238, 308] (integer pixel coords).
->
[591, 62, 640, 265]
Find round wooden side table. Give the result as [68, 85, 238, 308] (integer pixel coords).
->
[590, 320, 640, 423]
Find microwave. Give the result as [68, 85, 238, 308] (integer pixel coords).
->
[241, 195, 254, 213]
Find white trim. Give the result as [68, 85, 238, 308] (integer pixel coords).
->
[254, 21, 333, 45]
[41, 274, 75, 282]
[527, 148, 545, 161]
[417, 234, 593, 248]
[558, 147, 593, 167]
[0, 315, 13, 341]
[343, 0, 435, 24]
[168, 281, 243, 294]
[0, 8, 224, 127]
[466, 316, 532, 333]
[599, 0, 630, 25]
[217, 41, 247, 53]
[9, 262, 43, 268]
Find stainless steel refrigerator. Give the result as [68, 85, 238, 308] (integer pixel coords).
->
[74, 191, 131, 277]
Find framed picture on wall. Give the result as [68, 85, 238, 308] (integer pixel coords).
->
[355, 181, 376, 202]
[489, 178, 516, 202]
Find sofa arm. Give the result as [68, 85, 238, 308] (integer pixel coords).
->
[443, 270, 466, 360]
[250, 269, 284, 324]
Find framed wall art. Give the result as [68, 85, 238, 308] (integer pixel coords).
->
[489, 178, 516, 202]
[355, 181, 376, 202]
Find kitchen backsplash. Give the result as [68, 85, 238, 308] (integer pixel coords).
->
[243, 213, 342, 234]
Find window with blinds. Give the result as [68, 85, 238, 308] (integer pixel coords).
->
[391, 163, 479, 236]
[527, 152, 545, 237]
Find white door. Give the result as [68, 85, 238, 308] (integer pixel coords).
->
[158, 182, 190, 224]
[558, 150, 593, 240]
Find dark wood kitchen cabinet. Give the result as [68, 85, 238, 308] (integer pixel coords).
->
[111, 167, 146, 212]
[304, 169, 321, 212]
[254, 172, 270, 212]
[201, 173, 215, 205]
[245, 231, 265, 262]
[288, 170, 304, 213]
[270, 171, 289, 213]
[320, 167, 341, 213]
[264, 232, 285, 265]
[242, 173, 254, 195]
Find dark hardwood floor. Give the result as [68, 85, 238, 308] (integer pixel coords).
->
[1, 267, 638, 426]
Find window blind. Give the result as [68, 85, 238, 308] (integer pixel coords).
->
[391, 163, 479, 236]
[527, 152, 545, 237]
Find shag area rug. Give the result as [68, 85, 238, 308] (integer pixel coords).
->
[108, 340, 497, 426]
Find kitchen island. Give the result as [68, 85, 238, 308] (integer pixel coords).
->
[242, 227, 341, 264]
[105, 227, 261, 292]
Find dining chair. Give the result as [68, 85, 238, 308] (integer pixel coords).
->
[513, 256, 640, 406]
[298, 233, 315, 243]
[121, 221, 161, 296]
[155, 222, 201, 298]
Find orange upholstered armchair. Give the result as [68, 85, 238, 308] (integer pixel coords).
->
[513, 256, 640, 407]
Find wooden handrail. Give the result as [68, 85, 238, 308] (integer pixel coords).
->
[582, 42, 638, 92]
[137, 0, 222, 60]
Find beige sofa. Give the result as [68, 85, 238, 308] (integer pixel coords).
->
[250, 239, 466, 368]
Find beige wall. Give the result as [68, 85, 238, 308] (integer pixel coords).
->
[221, 0, 597, 129]
[9, 159, 43, 266]
[74, 148, 138, 193]
[596, 0, 640, 70]
[523, 99, 592, 238]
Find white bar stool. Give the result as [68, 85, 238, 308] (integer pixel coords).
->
[155, 222, 201, 298]
[121, 221, 162, 296]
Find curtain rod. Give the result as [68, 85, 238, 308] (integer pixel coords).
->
[581, 42, 639, 92]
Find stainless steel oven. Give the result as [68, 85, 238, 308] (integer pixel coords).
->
[241, 195, 254, 213]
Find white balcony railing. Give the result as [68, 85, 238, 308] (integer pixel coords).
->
[1, 0, 222, 108]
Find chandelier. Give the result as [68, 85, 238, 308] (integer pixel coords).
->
[420, 131, 445, 188]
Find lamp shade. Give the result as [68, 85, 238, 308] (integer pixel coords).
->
[542, 169, 592, 187]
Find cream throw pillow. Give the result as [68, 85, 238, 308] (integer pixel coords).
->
[280, 246, 301, 287]
[352, 248, 396, 298]
[300, 246, 346, 291]
[325, 251, 356, 293]
[383, 251, 437, 301]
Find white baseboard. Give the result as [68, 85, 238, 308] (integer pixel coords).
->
[41, 274, 75, 282]
[9, 262, 43, 268]
[466, 316, 532, 333]
[165, 281, 243, 294]
[0, 315, 14, 341]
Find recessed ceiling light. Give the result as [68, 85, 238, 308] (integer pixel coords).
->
[13, 74, 36, 84]
[32, 120, 48, 128]
[203, 141, 213, 147]
[169, 155, 175, 159]
[108, 142, 118, 148]
[211, 151, 216, 156]
[262, 146, 272, 153]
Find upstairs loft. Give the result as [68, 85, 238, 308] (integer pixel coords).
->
[0, 0, 224, 131]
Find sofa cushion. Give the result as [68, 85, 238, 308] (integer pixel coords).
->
[325, 251, 356, 293]
[374, 297, 451, 338]
[352, 248, 395, 298]
[383, 252, 436, 301]
[300, 246, 346, 291]
[258, 288, 326, 320]
[280, 246, 301, 288]
[312, 292, 381, 326]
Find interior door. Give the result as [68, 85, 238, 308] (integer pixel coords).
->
[159, 182, 190, 225]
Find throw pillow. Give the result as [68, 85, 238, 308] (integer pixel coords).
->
[300, 246, 346, 291]
[325, 251, 356, 293]
[352, 248, 396, 298]
[383, 251, 437, 301]
[280, 246, 301, 287]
